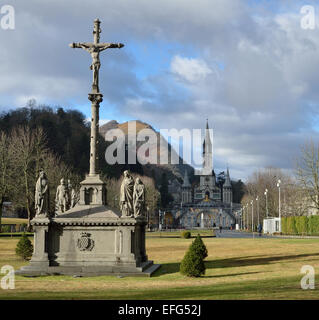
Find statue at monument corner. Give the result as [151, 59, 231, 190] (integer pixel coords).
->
[34, 169, 49, 217]
[55, 178, 69, 214]
[133, 178, 145, 217]
[120, 170, 134, 217]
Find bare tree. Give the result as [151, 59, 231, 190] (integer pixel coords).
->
[242, 167, 302, 221]
[0, 132, 14, 231]
[10, 127, 48, 229]
[295, 140, 319, 213]
[0, 125, 82, 230]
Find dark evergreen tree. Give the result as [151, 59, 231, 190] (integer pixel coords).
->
[15, 233, 33, 260]
[192, 234, 208, 260]
[232, 179, 245, 204]
[180, 235, 207, 277]
[159, 172, 173, 208]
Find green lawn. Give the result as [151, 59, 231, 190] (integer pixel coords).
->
[0, 235, 319, 299]
[1, 218, 28, 225]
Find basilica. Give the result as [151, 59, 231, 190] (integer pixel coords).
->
[165, 121, 240, 229]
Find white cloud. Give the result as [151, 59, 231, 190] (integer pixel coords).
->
[170, 55, 212, 82]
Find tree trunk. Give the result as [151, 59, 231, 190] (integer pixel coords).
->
[24, 169, 33, 232]
[0, 198, 3, 233]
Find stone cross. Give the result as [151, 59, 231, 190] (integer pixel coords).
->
[69, 19, 124, 176]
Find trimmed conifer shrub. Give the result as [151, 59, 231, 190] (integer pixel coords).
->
[15, 233, 33, 260]
[181, 230, 191, 239]
[180, 235, 207, 277]
[192, 234, 208, 260]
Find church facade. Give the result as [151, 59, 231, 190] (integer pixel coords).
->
[166, 121, 239, 229]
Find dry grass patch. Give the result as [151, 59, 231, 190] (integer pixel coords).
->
[1, 218, 28, 225]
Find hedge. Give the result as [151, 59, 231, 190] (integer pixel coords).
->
[281, 217, 288, 234]
[308, 216, 319, 235]
[281, 216, 319, 235]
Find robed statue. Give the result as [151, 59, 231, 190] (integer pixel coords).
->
[55, 178, 69, 214]
[35, 170, 49, 217]
[120, 170, 134, 217]
[68, 179, 78, 209]
[133, 178, 145, 217]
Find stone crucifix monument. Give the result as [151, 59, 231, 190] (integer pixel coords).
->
[17, 19, 160, 277]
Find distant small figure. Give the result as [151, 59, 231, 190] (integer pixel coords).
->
[258, 223, 262, 237]
[219, 225, 222, 233]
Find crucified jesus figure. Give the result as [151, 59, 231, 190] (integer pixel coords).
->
[69, 19, 124, 92]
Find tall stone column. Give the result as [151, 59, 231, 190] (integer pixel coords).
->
[88, 93, 103, 176]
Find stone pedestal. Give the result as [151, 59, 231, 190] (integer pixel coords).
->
[16, 205, 160, 277]
[78, 174, 106, 206]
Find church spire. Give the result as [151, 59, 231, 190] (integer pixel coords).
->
[224, 167, 231, 187]
[182, 169, 191, 187]
[202, 119, 213, 173]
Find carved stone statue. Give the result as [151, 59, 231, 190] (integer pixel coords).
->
[68, 180, 78, 209]
[133, 178, 145, 217]
[55, 178, 68, 214]
[120, 170, 134, 217]
[71, 188, 78, 208]
[35, 170, 49, 217]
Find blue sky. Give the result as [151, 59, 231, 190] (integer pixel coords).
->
[1, 0, 319, 180]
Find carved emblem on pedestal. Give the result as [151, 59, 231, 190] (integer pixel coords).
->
[77, 232, 95, 251]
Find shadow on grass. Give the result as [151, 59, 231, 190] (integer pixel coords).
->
[147, 235, 216, 239]
[153, 252, 319, 277]
[209, 252, 319, 269]
[2, 274, 303, 300]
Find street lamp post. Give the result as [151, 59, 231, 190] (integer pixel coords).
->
[146, 206, 149, 230]
[277, 179, 281, 232]
[243, 204, 246, 230]
[251, 200, 254, 233]
[264, 188, 268, 218]
[246, 204, 248, 230]
[158, 209, 162, 231]
[256, 196, 259, 226]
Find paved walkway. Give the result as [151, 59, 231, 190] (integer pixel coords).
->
[216, 230, 319, 239]
[216, 230, 275, 239]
